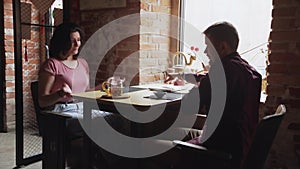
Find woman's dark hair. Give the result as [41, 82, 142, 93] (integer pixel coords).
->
[49, 22, 84, 60]
[204, 21, 239, 51]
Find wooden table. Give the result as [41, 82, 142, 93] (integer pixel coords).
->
[72, 89, 188, 169]
[129, 83, 195, 93]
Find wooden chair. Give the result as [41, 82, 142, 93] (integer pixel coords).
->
[40, 111, 72, 169]
[30, 81, 75, 169]
[173, 104, 286, 169]
[30, 80, 43, 136]
[241, 104, 286, 169]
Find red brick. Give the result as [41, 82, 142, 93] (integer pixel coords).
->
[4, 0, 12, 3]
[161, 0, 171, 6]
[151, 36, 170, 43]
[270, 31, 300, 42]
[4, 17, 13, 24]
[4, 9, 13, 16]
[271, 18, 297, 30]
[5, 58, 14, 64]
[289, 99, 300, 108]
[267, 74, 300, 86]
[288, 64, 300, 73]
[140, 43, 157, 50]
[272, 7, 298, 18]
[152, 5, 170, 13]
[23, 64, 34, 70]
[28, 59, 40, 64]
[4, 34, 13, 40]
[128, 0, 139, 3]
[4, 46, 14, 52]
[148, 51, 170, 58]
[5, 70, 14, 76]
[268, 53, 300, 63]
[4, 40, 14, 46]
[269, 42, 289, 51]
[266, 84, 287, 96]
[6, 93, 15, 98]
[6, 81, 14, 87]
[4, 23, 13, 29]
[141, 2, 150, 11]
[3, 2, 12, 10]
[117, 42, 139, 51]
[288, 123, 300, 130]
[267, 63, 300, 74]
[125, 35, 139, 42]
[273, 0, 300, 6]
[290, 87, 300, 98]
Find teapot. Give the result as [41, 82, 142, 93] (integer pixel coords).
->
[102, 76, 125, 97]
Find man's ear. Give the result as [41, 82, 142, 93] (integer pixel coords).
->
[221, 41, 228, 50]
[220, 41, 230, 56]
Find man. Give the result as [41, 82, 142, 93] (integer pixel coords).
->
[187, 21, 262, 168]
[142, 22, 261, 169]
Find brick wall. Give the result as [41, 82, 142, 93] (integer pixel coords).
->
[4, 0, 15, 127]
[4, 0, 43, 128]
[74, 0, 176, 86]
[73, 0, 141, 87]
[139, 0, 173, 84]
[264, 0, 300, 168]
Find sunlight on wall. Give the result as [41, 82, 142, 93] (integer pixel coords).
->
[182, 0, 272, 78]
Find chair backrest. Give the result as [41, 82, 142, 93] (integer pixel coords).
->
[31, 81, 43, 136]
[242, 104, 286, 169]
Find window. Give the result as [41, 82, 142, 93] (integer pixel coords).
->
[180, 0, 272, 78]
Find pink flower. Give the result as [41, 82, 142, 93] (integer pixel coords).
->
[190, 46, 200, 52]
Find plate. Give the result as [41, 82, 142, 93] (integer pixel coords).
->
[148, 85, 190, 93]
[101, 94, 130, 99]
[148, 87, 172, 93]
[147, 93, 184, 100]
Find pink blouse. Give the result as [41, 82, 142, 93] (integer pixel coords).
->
[40, 58, 89, 102]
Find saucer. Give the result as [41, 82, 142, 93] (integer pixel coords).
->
[148, 93, 183, 100]
[101, 94, 130, 99]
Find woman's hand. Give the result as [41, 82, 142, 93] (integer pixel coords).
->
[58, 83, 72, 97]
[173, 78, 185, 86]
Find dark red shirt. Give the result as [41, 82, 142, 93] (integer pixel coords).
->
[190, 52, 262, 168]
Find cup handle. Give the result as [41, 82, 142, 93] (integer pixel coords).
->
[102, 81, 111, 96]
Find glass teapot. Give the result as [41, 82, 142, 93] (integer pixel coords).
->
[102, 76, 125, 96]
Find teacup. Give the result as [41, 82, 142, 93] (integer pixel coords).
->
[102, 82, 123, 97]
[153, 91, 166, 99]
[110, 86, 123, 96]
[102, 76, 125, 97]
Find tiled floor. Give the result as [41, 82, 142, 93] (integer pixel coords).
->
[0, 128, 42, 169]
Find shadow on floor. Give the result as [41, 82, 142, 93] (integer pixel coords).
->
[0, 128, 42, 169]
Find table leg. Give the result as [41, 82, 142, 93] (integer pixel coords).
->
[82, 103, 92, 169]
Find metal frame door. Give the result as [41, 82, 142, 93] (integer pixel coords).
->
[13, 0, 68, 167]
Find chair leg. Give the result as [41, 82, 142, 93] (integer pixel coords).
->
[41, 113, 67, 169]
[66, 138, 84, 168]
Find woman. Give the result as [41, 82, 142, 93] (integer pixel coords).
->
[38, 22, 130, 168]
[38, 22, 90, 168]
[38, 22, 88, 114]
